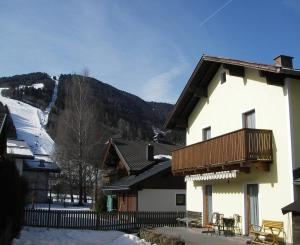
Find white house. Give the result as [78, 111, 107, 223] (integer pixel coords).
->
[165, 55, 300, 244]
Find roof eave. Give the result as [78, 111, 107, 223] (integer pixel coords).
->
[164, 55, 300, 130]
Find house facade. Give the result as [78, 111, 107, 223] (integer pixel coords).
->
[165, 55, 300, 244]
[102, 138, 186, 212]
[103, 160, 186, 212]
[7, 139, 60, 203]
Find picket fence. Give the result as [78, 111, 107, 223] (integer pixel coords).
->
[23, 209, 185, 231]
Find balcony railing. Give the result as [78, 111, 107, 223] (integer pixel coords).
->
[172, 128, 273, 175]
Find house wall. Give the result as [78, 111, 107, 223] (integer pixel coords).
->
[138, 189, 186, 212]
[117, 193, 137, 211]
[289, 79, 300, 170]
[23, 171, 49, 203]
[185, 67, 297, 243]
[292, 215, 300, 243]
[15, 158, 23, 176]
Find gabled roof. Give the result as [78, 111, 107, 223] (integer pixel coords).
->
[164, 55, 300, 129]
[7, 138, 34, 159]
[103, 138, 179, 173]
[103, 161, 171, 192]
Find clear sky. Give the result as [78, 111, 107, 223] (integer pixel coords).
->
[1, 0, 299, 103]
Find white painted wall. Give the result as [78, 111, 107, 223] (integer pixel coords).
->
[184, 67, 299, 243]
[186, 180, 203, 212]
[138, 189, 186, 212]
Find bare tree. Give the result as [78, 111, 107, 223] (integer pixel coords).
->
[55, 70, 104, 205]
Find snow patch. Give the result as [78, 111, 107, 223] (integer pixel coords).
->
[19, 83, 44, 89]
[40, 79, 59, 127]
[154, 154, 171, 160]
[0, 88, 54, 155]
[13, 227, 149, 245]
[0, 76, 59, 155]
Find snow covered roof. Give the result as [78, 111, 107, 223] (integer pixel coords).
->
[24, 158, 60, 172]
[34, 153, 53, 162]
[7, 139, 34, 159]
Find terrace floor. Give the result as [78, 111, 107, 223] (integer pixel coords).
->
[153, 227, 250, 245]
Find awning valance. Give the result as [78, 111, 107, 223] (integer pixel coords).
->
[185, 170, 239, 182]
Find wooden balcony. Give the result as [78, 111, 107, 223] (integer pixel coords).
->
[172, 128, 273, 176]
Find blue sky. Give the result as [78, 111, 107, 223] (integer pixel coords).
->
[0, 0, 299, 103]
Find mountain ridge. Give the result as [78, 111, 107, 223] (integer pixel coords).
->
[0, 72, 184, 145]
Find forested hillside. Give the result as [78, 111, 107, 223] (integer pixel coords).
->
[47, 74, 184, 144]
[0, 73, 55, 110]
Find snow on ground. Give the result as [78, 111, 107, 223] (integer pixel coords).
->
[39, 79, 59, 127]
[13, 227, 150, 245]
[27, 202, 92, 211]
[0, 88, 54, 155]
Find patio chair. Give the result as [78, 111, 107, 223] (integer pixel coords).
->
[217, 213, 224, 235]
[202, 212, 219, 235]
[233, 214, 242, 235]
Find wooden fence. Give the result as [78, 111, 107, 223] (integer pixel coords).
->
[23, 209, 185, 231]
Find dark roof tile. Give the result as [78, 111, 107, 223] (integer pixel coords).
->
[113, 139, 179, 172]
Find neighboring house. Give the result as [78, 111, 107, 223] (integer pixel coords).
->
[282, 199, 300, 244]
[23, 155, 60, 203]
[7, 139, 60, 203]
[7, 139, 34, 175]
[165, 54, 300, 244]
[102, 138, 185, 212]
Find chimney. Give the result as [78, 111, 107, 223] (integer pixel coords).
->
[146, 144, 154, 161]
[274, 55, 294, 69]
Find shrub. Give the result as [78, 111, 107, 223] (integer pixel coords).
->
[139, 228, 185, 245]
[0, 159, 28, 244]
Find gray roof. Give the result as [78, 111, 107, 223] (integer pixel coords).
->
[111, 139, 179, 172]
[103, 160, 171, 192]
[24, 158, 60, 173]
[7, 139, 34, 159]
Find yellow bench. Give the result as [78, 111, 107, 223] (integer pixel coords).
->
[250, 220, 283, 245]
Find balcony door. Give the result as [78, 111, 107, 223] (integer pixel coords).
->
[245, 184, 259, 234]
[202, 127, 211, 140]
[203, 185, 213, 225]
[243, 110, 256, 129]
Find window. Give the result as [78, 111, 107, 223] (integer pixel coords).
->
[221, 71, 226, 84]
[176, 194, 186, 206]
[202, 127, 211, 140]
[243, 110, 256, 129]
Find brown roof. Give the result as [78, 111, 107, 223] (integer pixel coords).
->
[164, 55, 300, 129]
[102, 138, 180, 174]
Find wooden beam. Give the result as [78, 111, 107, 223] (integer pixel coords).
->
[254, 162, 270, 171]
[173, 118, 188, 128]
[201, 62, 220, 86]
[259, 71, 285, 86]
[188, 84, 208, 98]
[223, 64, 245, 78]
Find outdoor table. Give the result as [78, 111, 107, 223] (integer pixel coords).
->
[222, 218, 235, 236]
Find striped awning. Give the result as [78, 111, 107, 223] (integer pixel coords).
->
[185, 170, 239, 182]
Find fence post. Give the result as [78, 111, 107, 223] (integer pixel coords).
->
[96, 212, 100, 230]
[57, 212, 61, 228]
[47, 209, 50, 229]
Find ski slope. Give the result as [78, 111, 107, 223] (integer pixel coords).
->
[0, 80, 58, 155]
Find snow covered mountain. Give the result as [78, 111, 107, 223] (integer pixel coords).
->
[0, 78, 59, 155]
[0, 72, 185, 148]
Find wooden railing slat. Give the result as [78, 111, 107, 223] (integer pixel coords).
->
[172, 128, 273, 174]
